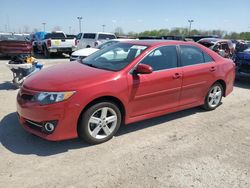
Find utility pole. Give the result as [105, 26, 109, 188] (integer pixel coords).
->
[188, 20, 194, 36]
[77, 17, 83, 33]
[42, 22, 46, 32]
[102, 24, 106, 32]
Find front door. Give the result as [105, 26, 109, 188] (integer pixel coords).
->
[127, 45, 182, 117]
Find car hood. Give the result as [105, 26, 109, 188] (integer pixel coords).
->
[23, 62, 114, 91]
[72, 48, 99, 56]
[236, 51, 250, 60]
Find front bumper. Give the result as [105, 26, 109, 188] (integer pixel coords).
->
[17, 87, 81, 141]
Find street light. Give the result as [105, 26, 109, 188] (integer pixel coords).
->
[102, 24, 106, 32]
[188, 20, 194, 36]
[77, 17, 83, 33]
[42, 22, 46, 32]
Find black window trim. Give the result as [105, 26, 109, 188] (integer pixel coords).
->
[130, 44, 181, 74]
[178, 44, 215, 67]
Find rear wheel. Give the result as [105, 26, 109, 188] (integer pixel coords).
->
[203, 83, 223, 111]
[78, 102, 121, 144]
[43, 47, 50, 58]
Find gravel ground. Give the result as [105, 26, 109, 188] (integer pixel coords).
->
[0, 57, 250, 188]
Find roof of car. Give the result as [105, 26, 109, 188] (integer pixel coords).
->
[120, 40, 196, 47]
[198, 38, 230, 43]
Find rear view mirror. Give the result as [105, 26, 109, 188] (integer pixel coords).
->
[134, 64, 153, 74]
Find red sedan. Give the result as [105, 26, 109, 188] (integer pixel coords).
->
[17, 40, 235, 144]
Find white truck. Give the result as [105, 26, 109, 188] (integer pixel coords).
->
[76, 32, 116, 50]
[37, 31, 77, 57]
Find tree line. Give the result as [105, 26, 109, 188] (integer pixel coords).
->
[115, 27, 250, 40]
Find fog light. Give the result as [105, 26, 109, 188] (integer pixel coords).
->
[44, 122, 56, 133]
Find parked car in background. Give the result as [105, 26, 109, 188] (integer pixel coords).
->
[17, 40, 235, 144]
[197, 38, 235, 58]
[186, 35, 219, 42]
[233, 41, 250, 78]
[76, 32, 116, 49]
[0, 34, 32, 57]
[70, 38, 134, 61]
[36, 31, 77, 57]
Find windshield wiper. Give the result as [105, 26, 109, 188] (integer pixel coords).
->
[83, 63, 100, 68]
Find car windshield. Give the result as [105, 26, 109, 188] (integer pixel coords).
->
[81, 43, 148, 71]
[97, 41, 119, 50]
[236, 42, 250, 52]
[199, 41, 214, 48]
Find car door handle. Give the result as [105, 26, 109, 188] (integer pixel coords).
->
[173, 73, 182, 79]
[210, 67, 216, 72]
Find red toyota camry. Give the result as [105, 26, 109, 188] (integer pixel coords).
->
[17, 40, 235, 144]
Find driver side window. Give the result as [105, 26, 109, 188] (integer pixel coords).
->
[140, 46, 178, 71]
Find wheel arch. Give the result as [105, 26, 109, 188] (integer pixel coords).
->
[213, 79, 227, 97]
[77, 96, 126, 132]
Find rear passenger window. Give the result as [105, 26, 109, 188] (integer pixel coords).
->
[203, 52, 213, 62]
[180, 46, 204, 66]
[140, 46, 178, 71]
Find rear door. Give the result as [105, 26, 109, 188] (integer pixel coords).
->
[128, 45, 182, 117]
[179, 45, 216, 106]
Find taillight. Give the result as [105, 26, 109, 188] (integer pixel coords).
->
[47, 39, 51, 47]
[75, 39, 77, 46]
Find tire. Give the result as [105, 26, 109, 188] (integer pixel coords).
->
[78, 101, 121, 144]
[43, 47, 50, 58]
[202, 83, 224, 111]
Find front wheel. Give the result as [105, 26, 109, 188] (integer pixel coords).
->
[78, 102, 121, 144]
[203, 83, 223, 111]
[43, 47, 51, 58]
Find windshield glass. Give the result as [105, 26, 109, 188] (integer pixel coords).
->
[81, 43, 148, 71]
[45, 33, 66, 39]
[236, 42, 250, 52]
[199, 41, 214, 48]
[97, 41, 119, 50]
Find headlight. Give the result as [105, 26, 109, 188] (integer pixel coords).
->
[33, 91, 75, 105]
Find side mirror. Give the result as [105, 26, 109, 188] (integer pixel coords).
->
[134, 64, 153, 74]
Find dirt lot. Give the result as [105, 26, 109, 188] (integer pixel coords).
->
[0, 57, 250, 188]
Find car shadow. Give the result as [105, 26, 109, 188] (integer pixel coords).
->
[0, 81, 18, 90]
[33, 53, 69, 59]
[0, 56, 11, 60]
[117, 107, 204, 136]
[0, 112, 91, 156]
[234, 79, 250, 89]
[0, 107, 204, 156]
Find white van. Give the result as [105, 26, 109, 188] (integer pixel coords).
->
[76, 32, 116, 49]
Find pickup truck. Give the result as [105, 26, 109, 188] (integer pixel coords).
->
[76, 32, 116, 50]
[37, 31, 77, 57]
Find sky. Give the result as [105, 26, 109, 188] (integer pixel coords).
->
[0, 0, 250, 34]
